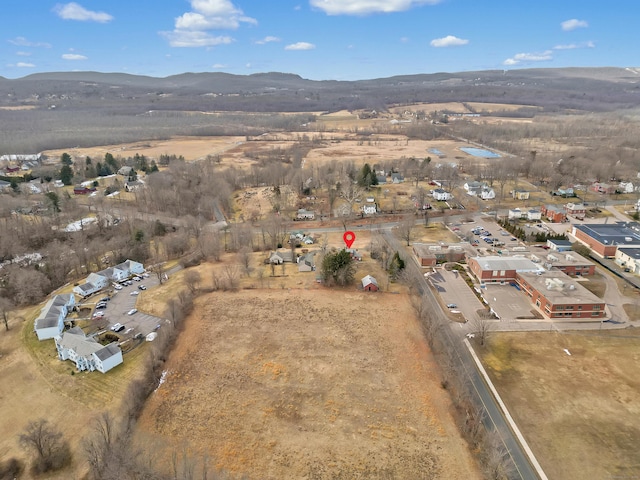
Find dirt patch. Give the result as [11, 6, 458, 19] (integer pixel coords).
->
[137, 289, 480, 479]
[480, 330, 640, 480]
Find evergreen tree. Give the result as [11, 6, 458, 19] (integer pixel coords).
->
[60, 153, 72, 166]
[59, 165, 74, 185]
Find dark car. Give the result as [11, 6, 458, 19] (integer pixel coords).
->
[138, 285, 147, 290]
[99, 297, 111, 302]
[95, 303, 107, 309]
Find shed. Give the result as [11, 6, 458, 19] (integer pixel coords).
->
[361, 275, 379, 292]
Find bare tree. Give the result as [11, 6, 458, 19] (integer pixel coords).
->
[222, 265, 240, 290]
[238, 246, 253, 277]
[19, 419, 71, 474]
[397, 214, 416, 246]
[184, 270, 202, 295]
[472, 314, 495, 346]
[0, 297, 13, 331]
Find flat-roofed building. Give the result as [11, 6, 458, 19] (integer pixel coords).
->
[615, 248, 640, 274]
[468, 256, 544, 284]
[572, 222, 640, 258]
[531, 251, 595, 276]
[516, 271, 606, 320]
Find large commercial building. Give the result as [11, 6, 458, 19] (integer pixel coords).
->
[572, 222, 640, 258]
[468, 256, 544, 284]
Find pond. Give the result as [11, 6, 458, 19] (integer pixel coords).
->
[460, 147, 501, 158]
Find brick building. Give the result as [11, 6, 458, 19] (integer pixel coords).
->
[468, 256, 544, 284]
[572, 222, 640, 258]
[541, 204, 567, 223]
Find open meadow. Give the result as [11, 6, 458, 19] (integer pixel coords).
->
[479, 330, 640, 480]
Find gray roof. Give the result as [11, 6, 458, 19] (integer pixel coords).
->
[57, 329, 103, 357]
[94, 343, 121, 361]
[472, 256, 544, 273]
[518, 271, 603, 304]
[617, 248, 640, 260]
[574, 222, 640, 247]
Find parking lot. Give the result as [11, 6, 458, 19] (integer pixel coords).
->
[482, 284, 538, 320]
[452, 216, 524, 254]
[81, 273, 165, 339]
[428, 268, 485, 323]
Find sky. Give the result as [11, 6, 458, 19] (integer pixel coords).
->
[1, 0, 638, 81]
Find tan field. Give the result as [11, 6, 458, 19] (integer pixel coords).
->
[136, 287, 481, 479]
[480, 331, 640, 480]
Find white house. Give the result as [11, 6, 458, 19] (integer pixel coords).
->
[298, 251, 317, 272]
[464, 181, 485, 195]
[619, 181, 634, 194]
[391, 173, 404, 184]
[55, 327, 123, 373]
[527, 209, 542, 221]
[479, 187, 496, 200]
[362, 204, 377, 215]
[432, 188, 453, 201]
[296, 209, 315, 220]
[34, 294, 75, 341]
[508, 208, 541, 221]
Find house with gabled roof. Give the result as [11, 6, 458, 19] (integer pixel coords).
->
[298, 251, 317, 272]
[512, 189, 530, 200]
[269, 250, 293, 264]
[361, 275, 379, 291]
[391, 173, 404, 184]
[34, 294, 75, 340]
[73, 259, 144, 297]
[55, 327, 123, 373]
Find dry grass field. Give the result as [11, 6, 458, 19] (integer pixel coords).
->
[136, 288, 481, 479]
[480, 330, 640, 480]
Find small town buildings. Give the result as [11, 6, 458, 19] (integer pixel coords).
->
[565, 202, 586, 220]
[298, 251, 317, 272]
[34, 294, 75, 341]
[512, 189, 530, 200]
[615, 248, 640, 274]
[361, 275, 379, 291]
[391, 173, 404, 184]
[362, 204, 377, 215]
[531, 251, 595, 276]
[551, 187, 575, 198]
[117, 166, 133, 177]
[572, 222, 640, 258]
[468, 256, 544, 285]
[516, 271, 606, 320]
[73, 259, 145, 297]
[296, 209, 315, 220]
[546, 239, 573, 252]
[541, 204, 567, 223]
[619, 181, 634, 194]
[376, 175, 387, 185]
[73, 185, 96, 195]
[269, 250, 294, 264]
[55, 327, 123, 373]
[590, 182, 617, 195]
[413, 243, 466, 267]
[124, 180, 144, 192]
[431, 188, 453, 201]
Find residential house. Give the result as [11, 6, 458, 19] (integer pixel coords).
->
[125, 180, 144, 192]
[565, 202, 586, 220]
[479, 187, 496, 200]
[512, 189, 530, 200]
[269, 250, 293, 264]
[572, 222, 640, 258]
[590, 182, 617, 195]
[464, 181, 484, 194]
[302, 235, 314, 245]
[541, 204, 566, 223]
[619, 181, 634, 194]
[117, 166, 133, 177]
[361, 275, 379, 291]
[527, 209, 542, 221]
[296, 209, 315, 220]
[55, 327, 123, 373]
[34, 294, 75, 341]
[362, 203, 377, 215]
[298, 251, 317, 272]
[431, 188, 453, 201]
[551, 187, 575, 198]
[376, 175, 387, 185]
[73, 259, 144, 297]
[508, 208, 525, 220]
[413, 243, 466, 267]
[391, 173, 404, 184]
[346, 248, 363, 261]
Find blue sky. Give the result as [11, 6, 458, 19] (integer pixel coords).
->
[1, 0, 636, 80]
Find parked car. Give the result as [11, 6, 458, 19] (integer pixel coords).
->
[138, 285, 147, 290]
[447, 303, 457, 309]
[130, 291, 139, 296]
[93, 311, 105, 318]
[134, 276, 141, 282]
[127, 309, 138, 315]
[113, 284, 123, 291]
[125, 327, 134, 335]
[110, 323, 125, 332]
[142, 272, 150, 278]
[96, 303, 107, 309]
[99, 296, 111, 302]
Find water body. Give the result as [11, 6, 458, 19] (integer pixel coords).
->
[428, 148, 444, 155]
[460, 147, 501, 158]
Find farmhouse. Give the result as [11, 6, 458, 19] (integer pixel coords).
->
[55, 327, 123, 373]
[516, 271, 606, 320]
[361, 275, 379, 291]
[34, 294, 75, 341]
[431, 188, 452, 201]
[572, 222, 640, 258]
[468, 256, 544, 285]
[512, 189, 530, 200]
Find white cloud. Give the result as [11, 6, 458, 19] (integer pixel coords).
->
[212, 63, 227, 68]
[285, 42, 315, 50]
[62, 53, 88, 60]
[164, 0, 255, 47]
[553, 41, 595, 50]
[561, 18, 588, 31]
[430, 35, 468, 47]
[160, 30, 233, 48]
[17, 62, 35, 68]
[400, 36, 409, 43]
[256, 36, 280, 45]
[9, 36, 51, 48]
[16, 51, 32, 56]
[310, 0, 440, 15]
[503, 50, 553, 66]
[54, 3, 113, 23]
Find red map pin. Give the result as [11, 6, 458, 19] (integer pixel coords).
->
[343, 231, 356, 249]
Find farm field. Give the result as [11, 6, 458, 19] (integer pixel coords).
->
[136, 288, 481, 479]
[479, 330, 640, 480]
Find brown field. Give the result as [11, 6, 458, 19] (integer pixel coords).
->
[389, 102, 538, 115]
[136, 288, 481, 479]
[480, 330, 640, 480]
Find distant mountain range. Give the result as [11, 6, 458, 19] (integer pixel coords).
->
[1, 67, 640, 113]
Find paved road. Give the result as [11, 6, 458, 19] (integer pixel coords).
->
[382, 231, 540, 480]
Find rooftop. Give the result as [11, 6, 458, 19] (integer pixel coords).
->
[574, 222, 640, 247]
[518, 271, 603, 305]
[472, 256, 544, 273]
[617, 248, 640, 260]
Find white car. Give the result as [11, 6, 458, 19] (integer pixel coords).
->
[110, 322, 124, 332]
[127, 308, 138, 315]
[130, 291, 139, 296]
[113, 284, 123, 290]
[93, 311, 105, 318]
